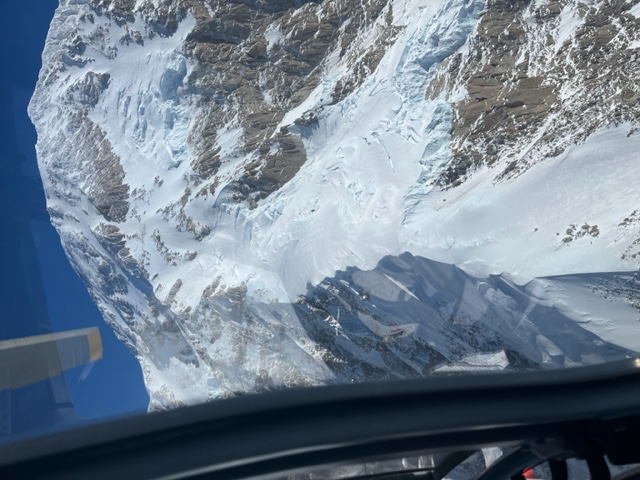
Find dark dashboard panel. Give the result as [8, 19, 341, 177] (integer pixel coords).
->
[1, 358, 640, 479]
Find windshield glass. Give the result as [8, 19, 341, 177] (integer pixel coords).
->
[2, 0, 640, 446]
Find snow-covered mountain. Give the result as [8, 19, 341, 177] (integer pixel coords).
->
[30, 0, 640, 409]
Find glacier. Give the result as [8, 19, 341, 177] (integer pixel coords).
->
[29, 0, 640, 408]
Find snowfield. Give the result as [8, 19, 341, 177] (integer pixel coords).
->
[403, 126, 640, 283]
[30, 0, 640, 407]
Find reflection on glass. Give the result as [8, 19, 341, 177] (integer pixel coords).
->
[2, 0, 640, 454]
[0, 328, 101, 439]
[287, 454, 436, 479]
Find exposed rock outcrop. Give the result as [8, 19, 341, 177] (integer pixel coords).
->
[428, 0, 640, 186]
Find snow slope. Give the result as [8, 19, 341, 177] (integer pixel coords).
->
[402, 126, 640, 282]
[30, 0, 640, 408]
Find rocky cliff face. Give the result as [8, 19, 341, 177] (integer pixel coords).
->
[30, 0, 640, 408]
[430, 0, 640, 186]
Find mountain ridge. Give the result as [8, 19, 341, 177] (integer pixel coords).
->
[29, 0, 640, 408]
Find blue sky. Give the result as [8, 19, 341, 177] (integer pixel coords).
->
[1, 0, 148, 420]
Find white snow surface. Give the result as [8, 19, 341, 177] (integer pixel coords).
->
[433, 351, 510, 373]
[526, 274, 640, 353]
[401, 126, 640, 283]
[246, 0, 486, 298]
[31, 0, 640, 407]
